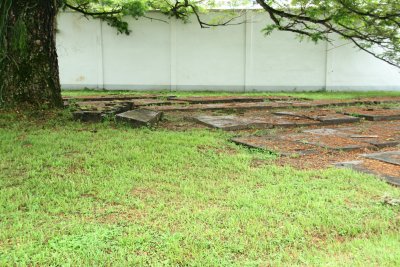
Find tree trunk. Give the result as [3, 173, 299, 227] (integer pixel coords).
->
[0, 0, 63, 108]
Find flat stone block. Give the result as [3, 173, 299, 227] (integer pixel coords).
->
[129, 99, 174, 107]
[343, 108, 400, 121]
[147, 102, 290, 112]
[169, 96, 267, 104]
[362, 151, 400, 166]
[313, 115, 360, 124]
[64, 94, 160, 102]
[361, 114, 400, 121]
[273, 111, 304, 118]
[193, 115, 272, 130]
[334, 160, 400, 187]
[367, 140, 400, 149]
[303, 128, 345, 136]
[73, 111, 104, 122]
[116, 109, 163, 127]
[231, 136, 317, 156]
[284, 133, 373, 151]
[274, 110, 359, 125]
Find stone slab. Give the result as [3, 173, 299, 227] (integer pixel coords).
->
[167, 95, 311, 104]
[231, 136, 317, 156]
[76, 101, 133, 113]
[273, 111, 304, 118]
[147, 102, 291, 112]
[366, 140, 400, 149]
[193, 115, 274, 130]
[73, 101, 132, 122]
[303, 128, 346, 136]
[193, 115, 320, 130]
[116, 109, 163, 127]
[311, 114, 360, 124]
[167, 96, 267, 104]
[64, 94, 160, 102]
[73, 111, 104, 122]
[274, 111, 359, 125]
[362, 151, 400, 166]
[359, 114, 400, 121]
[334, 160, 400, 187]
[343, 109, 400, 121]
[129, 99, 175, 107]
[303, 127, 399, 149]
[284, 133, 373, 151]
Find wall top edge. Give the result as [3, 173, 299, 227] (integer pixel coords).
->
[59, 8, 263, 15]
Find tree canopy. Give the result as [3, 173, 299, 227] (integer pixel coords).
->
[0, 0, 398, 108]
[60, 0, 400, 68]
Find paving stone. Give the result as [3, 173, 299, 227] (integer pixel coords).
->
[362, 151, 400, 166]
[284, 133, 373, 151]
[273, 111, 304, 118]
[303, 128, 346, 136]
[76, 100, 133, 112]
[64, 94, 160, 102]
[193, 115, 274, 130]
[168, 96, 267, 104]
[362, 114, 400, 121]
[116, 109, 163, 127]
[147, 102, 290, 112]
[343, 109, 400, 121]
[334, 160, 400, 187]
[310, 114, 360, 124]
[274, 111, 359, 124]
[193, 115, 320, 130]
[231, 136, 317, 156]
[129, 99, 176, 107]
[73, 101, 132, 122]
[366, 140, 400, 149]
[73, 111, 104, 122]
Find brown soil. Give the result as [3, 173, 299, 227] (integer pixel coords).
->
[275, 149, 371, 170]
[283, 133, 370, 149]
[343, 107, 400, 116]
[233, 136, 318, 155]
[361, 159, 400, 177]
[63, 94, 160, 101]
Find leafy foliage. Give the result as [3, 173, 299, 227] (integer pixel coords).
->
[257, 0, 400, 67]
[61, 0, 399, 67]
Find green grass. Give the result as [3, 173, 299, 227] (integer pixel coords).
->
[62, 89, 400, 100]
[1, 92, 400, 265]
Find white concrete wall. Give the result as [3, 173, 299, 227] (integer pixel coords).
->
[56, 11, 400, 91]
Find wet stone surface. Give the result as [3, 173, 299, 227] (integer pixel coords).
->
[64, 94, 160, 102]
[167, 96, 266, 104]
[231, 136, 317, 156]
[283, 133, 373, 151]
[193, 115, 320, 130]
[128, 99, 178, 107]
[362, 151, 400, 166]
[334, 159, 400, 187]
[343, 108, 400, 121]
[193, 115, 268, 130]
[147, 102, 288, 112]
[116, 109, 163, 127]
[274, 110, 360, 124]
[73, 101, 132, 122]
[73, 110, 105, 122]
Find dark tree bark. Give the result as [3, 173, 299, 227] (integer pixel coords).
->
[0, 0, 63, 108]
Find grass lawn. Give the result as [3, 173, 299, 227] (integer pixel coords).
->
[1, 91, 400, 265]
[62, 89, 400, 100]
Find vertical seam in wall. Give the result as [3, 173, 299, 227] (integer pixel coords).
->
[98, 20, 105, 89]
[324, 38, 329, 92]
[244, 11, 253, 93]
[170, 19, 177, 92]
[243, 12, 247, 92]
